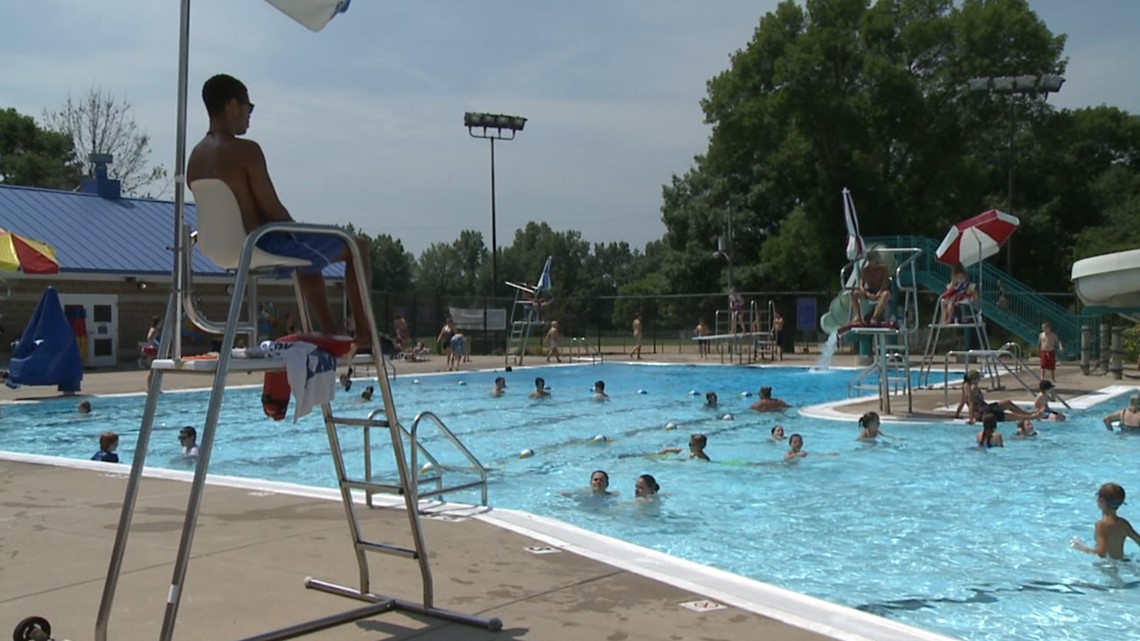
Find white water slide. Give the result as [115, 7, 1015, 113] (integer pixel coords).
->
[1071, 248, 1140, 309]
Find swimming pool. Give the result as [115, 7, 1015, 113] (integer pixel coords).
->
[2, 363, 1138, 641]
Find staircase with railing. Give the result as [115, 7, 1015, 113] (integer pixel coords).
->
[868, 236, 1101, 360]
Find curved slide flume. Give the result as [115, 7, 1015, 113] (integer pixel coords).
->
[1071, 248, 1140, 310]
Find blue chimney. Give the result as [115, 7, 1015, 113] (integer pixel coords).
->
[80, 153, 121, 199]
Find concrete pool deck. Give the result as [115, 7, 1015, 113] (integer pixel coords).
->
[1, 352, 1135, 641]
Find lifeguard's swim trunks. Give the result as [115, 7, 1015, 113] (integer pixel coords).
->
[257, 231, 346, 275]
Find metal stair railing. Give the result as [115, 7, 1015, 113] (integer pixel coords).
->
[357, 409, 489, 508]
[942, 347, 1072, 410]
[870, 235, 1101, 360]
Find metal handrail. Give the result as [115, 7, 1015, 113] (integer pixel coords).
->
[410, 411, 489, 507]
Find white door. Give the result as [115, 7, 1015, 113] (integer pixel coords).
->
[59, 293, 119, 368]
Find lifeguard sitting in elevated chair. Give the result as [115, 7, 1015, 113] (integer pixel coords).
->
[850, 250, 892, 325]
[939, 262, 978, 325]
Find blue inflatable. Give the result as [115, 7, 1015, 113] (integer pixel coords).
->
[8, 287, 84, 393]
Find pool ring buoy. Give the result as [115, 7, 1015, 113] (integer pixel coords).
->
[276, 333, 355, 358]
[262, 370, 291, 421]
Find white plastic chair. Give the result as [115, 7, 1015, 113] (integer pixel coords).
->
[186, 178, 312, 343]
[189, 178, 311, 269]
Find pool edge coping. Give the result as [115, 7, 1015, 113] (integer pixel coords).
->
[0, 450, 956, 641]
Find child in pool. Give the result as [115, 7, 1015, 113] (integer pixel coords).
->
[857, 411, 883, 440]
[785, 433, 808, 460]
[976, 413, 1004, 448]
[1072, 482, 1140, 560]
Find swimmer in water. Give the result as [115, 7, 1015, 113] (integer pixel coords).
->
[1072, 482, 1140, 560]
[589, 470, 615, 496]
[857, 411, 883, 441]
[593, 380, 609, 400]
[976, 413, 1004, 448]
[634, 474, 660, 501]
[770, 425, 785, 441]
[531, 377, 551, 399]
[659, 433, 711, 461]
[705, 391, 718, 408]
[785, 433, 808, 460]
[751, 386, 790, 412]
[492, 376, 507, 397]
[1014, 418, 1038, 438]
[1103, 393, 1140, 432]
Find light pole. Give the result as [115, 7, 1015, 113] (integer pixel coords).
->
[967, 74, 1064, 275]
[465, 112, 527, 346]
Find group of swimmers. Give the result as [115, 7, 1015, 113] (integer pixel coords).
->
[90, 426, 200, 464]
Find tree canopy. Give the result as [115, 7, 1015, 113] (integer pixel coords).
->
[659, 0, 1139, 295]
[0, 107, 82, 190]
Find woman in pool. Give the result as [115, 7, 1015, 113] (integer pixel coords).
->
[770, 425, 785, 441]
[976, 413, 1004, 448]
[1103, 393, 1140, 432]
[705, 391, 718, 408]
[634, 474, 660, 501]
[589, 470, 615, 496]
[857, 411, 883, 440]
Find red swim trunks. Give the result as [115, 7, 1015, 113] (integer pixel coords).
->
[1040, 350, 1057, 371]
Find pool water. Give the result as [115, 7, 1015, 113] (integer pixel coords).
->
[2, 363, 1139, 641]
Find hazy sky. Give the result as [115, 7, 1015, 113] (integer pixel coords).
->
[2, 1, 1137, 256]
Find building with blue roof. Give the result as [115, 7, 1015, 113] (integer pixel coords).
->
[0, 167, 345, 370]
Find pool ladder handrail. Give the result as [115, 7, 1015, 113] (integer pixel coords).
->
[357, 409, 489, 508]
[941, 347, 1071, 410]
[568, 335, 603, 364]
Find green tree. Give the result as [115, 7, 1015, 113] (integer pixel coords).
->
[43, 87, 168, 197]
[368, 233, 414, 293]
[660, 0, 1069, 292]
[0, 107, 82, 189]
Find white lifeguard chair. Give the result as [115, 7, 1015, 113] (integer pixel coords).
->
[918, 276, 996, 388]
[504, 256, 553, 365]
[840, 246, 924, 415]
[84, 186, 498, 641]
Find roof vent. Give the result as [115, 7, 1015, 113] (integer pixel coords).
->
[80, 153, 121, 200]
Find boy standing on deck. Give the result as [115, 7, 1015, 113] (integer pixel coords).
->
[1038, 322, 1063, 381]
[1072, 482, 1140, 560]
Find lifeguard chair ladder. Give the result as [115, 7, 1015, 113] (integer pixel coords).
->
[918, 296, 997, 388]
[841, 246, 923, 415]
[504, 256, 553, 366]
[92, 207, 499, 639]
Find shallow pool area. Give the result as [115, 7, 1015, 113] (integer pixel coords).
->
[3, 363, 1139, 641]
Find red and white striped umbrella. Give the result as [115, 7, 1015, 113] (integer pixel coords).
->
[935, 209, 1019, 267]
